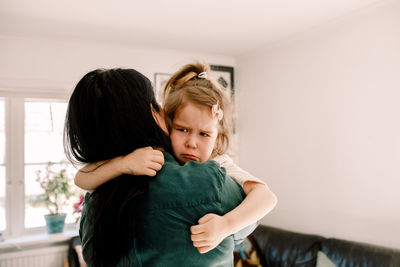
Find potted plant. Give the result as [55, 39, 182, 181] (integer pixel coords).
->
[35, 162, 75, 234]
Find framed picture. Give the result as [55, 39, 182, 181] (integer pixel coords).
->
[210, 65, 235, 99]
[154, 72, 171, 105]
[210, 65, 236, 133]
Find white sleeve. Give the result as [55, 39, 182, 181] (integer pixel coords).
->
[212, 154, 267, 187]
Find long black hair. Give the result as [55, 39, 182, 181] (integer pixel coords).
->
[64, 68, 171, 266]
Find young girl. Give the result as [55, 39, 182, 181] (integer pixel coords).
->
[75, 63, 277, 254]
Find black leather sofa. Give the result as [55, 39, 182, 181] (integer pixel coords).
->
[251, 225, 400, 267]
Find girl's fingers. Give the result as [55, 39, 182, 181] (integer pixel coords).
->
[149, 162, 162, 171]
[190, 225, 204, 234]
[153, 149, 163, 156]
[191, 233, 206, 242]
[197, 246, 213, 254]
[144, 169, 157, 177]
[192, 240, 210, 247]
[151, 152, 164, 164]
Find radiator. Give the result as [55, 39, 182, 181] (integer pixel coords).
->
[0, 245, 68, 267]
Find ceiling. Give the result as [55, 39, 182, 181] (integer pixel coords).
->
[0, 0, 384, 56]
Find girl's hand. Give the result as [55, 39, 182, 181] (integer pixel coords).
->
[120, 147, 164, 176]
[190, 213, 230, 254]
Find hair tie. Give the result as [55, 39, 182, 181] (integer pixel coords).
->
[212, 102, 223, 121]
[198, 72, 207, 79]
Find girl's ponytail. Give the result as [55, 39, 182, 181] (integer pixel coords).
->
[163, 63, 210, 102]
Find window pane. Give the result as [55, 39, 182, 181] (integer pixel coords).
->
[25, 102, 68, 163]
[25, 165, 48, 228]
[0, 99, 5, 231]
[24, 101, 80, 228]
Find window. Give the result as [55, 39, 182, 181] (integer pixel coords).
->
[24, 101, 78, 228]
[1, 95, 81, 237]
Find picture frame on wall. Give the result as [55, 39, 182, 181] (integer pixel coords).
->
[210, 65, 235, 99]
[210, 65, 236, 133]
[154, 65, 236, 133]
[154, 72, 171, 105]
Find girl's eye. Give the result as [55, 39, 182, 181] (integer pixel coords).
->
[200, 132, 209, 137]
[177, 128, 188, 133]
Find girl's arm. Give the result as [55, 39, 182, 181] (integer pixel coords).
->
[190, 155, 277, 254]
[75, 147, 164, 191]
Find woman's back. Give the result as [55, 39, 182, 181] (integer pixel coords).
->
[80, 152, 255, 266]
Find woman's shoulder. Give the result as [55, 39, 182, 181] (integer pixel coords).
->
[144, 152, 228, 209]
[162, 151, 225, 179]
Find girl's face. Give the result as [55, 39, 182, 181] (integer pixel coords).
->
[170, 102, 218, 164]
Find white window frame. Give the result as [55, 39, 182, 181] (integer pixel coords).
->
[1, 85, 75, 239]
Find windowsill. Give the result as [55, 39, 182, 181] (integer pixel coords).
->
[0, 229, 79, 253]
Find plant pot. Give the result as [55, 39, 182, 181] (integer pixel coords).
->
[44, 214, 66, 234]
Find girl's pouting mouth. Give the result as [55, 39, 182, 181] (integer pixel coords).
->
[181, 153, 200, 162]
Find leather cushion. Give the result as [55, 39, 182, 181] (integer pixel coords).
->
[252, 225, 324, 267]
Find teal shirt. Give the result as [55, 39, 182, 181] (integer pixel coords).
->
[80, 152, 256, 266]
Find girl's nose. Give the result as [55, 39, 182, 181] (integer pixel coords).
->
[185, 135, 197, 149]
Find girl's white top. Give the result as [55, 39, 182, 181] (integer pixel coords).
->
[213, 154, 267, 187]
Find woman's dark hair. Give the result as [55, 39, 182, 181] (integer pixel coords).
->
[64, 68, 171, 266]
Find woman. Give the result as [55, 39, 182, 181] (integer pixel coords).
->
[64, 68, 254, 266]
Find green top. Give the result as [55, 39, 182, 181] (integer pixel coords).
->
[80, 152, 256, 267]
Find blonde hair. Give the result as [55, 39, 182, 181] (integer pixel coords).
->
[163, 63, 233, 157]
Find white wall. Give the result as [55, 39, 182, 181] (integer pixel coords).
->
[237, 0, 400, 249]
[0, 35, 235, 95]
